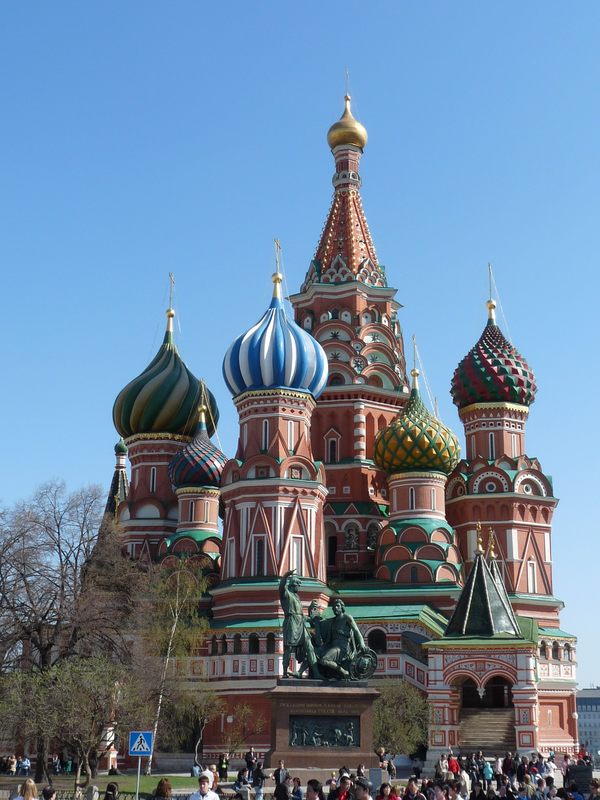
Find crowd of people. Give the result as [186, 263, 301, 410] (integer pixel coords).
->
[0, 755, 31, 776]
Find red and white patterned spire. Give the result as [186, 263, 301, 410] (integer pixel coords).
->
[302, 95, 387, 291]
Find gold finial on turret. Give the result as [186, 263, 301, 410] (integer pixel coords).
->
[475, 521, 484, 554]
[166, 272, 176, 332]
[488, 527, 497, 559]
[486, 263, 497, 322]
[197, 403, 208, 425]
[411, 367, 420, 390]
[272, 238, 283, 300]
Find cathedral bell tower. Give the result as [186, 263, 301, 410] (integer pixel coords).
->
[289, 96, 409, 577]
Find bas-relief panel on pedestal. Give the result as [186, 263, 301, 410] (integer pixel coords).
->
[289, 715, 360, 748]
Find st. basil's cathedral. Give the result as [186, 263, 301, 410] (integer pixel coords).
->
[109, 97, 578, 760]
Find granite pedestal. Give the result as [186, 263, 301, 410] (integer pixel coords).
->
[265, 679, 379, 768]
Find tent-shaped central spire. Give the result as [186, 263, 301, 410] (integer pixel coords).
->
[444, 532, 521, 638]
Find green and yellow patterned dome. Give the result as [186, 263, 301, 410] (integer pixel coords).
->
[375, 369, 460, 474]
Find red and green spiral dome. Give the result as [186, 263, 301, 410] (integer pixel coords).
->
[451, 300, 537, 409]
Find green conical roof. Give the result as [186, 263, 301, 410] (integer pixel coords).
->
[444, 547, 521, 638]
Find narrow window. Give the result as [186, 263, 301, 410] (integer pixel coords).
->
[262, 419, 269, 451]
[149, 466, 157, 493]
[527, 560, 537, 593]
[409, 487, 416, 510]
[489, 432, 496, 459]
[189, 500, 195, 521]
[430, 488, 436, 511]
[512, 433, 518, 457]
[233, 634, 242, 654]
[255, 538, 265, 576]
[266, 633, 276, 654]
[470, 435, 476, 459]
[410, 566, 418, 582]
[288, 420, 295, 452]
[243, 423, 248, 448]
[328, 439, 338, 464]
[249, 634, 260, 654]
[221, 635, 228, 655]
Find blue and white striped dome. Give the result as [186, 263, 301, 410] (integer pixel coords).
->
[223, 273, 328, 398]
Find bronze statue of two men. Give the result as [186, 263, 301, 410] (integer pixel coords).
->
[279, 570, 377, 681]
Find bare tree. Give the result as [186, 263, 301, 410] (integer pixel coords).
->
[0, 480, 142, 780]
[139, 561, 209, 774]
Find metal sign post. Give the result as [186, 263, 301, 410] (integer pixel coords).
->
[128, 731, 154, 800]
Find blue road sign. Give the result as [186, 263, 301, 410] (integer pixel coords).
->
[128, 730, 153, 757]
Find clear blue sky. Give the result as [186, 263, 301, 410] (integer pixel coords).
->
[1, 3, 598, 683]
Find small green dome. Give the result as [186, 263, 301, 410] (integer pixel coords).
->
[113, 308, 219, 439]
[115, 438, 128, 456]
[375, 371, 460, 474]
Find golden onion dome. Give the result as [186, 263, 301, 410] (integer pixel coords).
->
[327, 94, 368, 151]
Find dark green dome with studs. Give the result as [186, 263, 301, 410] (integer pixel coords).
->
[375, 371, 460, 475]
[451, 300, 537, 409]
[113, 308, 219, 439]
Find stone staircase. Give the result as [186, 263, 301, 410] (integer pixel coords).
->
[459, 708, 516, 754]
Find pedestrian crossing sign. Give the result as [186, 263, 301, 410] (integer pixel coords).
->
[128, 731, 153, 756]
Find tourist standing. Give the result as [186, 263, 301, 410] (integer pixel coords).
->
[245, 748, 257, 783]
[307, 781, 326, 800]
[218, 754, 229, 782]
[274, 761, 290, 786]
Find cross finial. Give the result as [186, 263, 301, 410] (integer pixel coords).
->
[168, 272, 175, 309]
[345, 67, 350, 97]
[488, 262, 493, 302]
[274, 238, 281, 273]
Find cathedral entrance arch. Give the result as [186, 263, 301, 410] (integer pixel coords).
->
[460, 676, 514, 709]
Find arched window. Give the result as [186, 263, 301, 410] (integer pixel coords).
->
[539, 641, 547, 660]
[303, 316, 312, 330]
[409, 487, 416, 510]
[368, 629, 387, 654]
[249, 633, 260, 654]
[149, 466, 157, 494]
[328, 373, 345, 386]
[255, 538, 265, 576]
[564, 644, 572, 662]
[266, 633, 276, 654]
[327, 535, 338, 567]
[330, 308, 340, 320]
[261, 419, 269, 451]
[221, 634, 228, 655]
[489, 432, 496, 459]
[233, 634, 242, 655]
[552, 641, 560, 660]
[210, 635, 218, 656]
